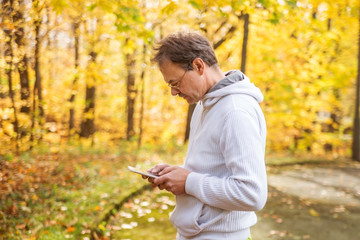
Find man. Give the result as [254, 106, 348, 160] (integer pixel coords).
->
[145, 31, 267, 240]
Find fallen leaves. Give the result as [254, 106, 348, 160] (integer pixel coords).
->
[107, 190, 176, 239]
[271, 214, 284, 223]
[66, 226, 75, 233]
[309, 208, 320, 217]
[0, 154, 88, 238]
[269, 229, 288, 237]
[331, 205, 346, 213]
[0, 155, 78, 205]
[16, 223, 27, 230]
[94, 205, 102, 211]
[268, 230, 311, 239]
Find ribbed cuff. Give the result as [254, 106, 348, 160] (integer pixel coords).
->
[185, 172, 204, 196]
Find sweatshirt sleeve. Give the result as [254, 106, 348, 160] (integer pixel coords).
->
[185, 108, 267, 211]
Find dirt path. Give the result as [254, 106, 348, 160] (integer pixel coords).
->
[252, 161, 360, 240]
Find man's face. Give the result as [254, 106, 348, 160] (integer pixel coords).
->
[160, 59, 206, 104]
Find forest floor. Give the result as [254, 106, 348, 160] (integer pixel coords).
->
[2, 151, 360, 240]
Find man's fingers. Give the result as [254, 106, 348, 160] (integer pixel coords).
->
[159, 166, 175, 175]
[148, 164, 171, 175]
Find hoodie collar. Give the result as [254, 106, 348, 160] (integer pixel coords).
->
[201, 70, 264, 108]
[207, 70, 245, 94]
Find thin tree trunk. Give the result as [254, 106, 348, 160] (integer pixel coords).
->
[34, 18, 44, 141]
[79, 85, 96, 138]
[18, 56, 31, 113]
[126, 49, 137, 140]
[241, 13, 249, 73]
[69, 19, 80, 137]
[184, 104, 196, 143]
[29, 80, 37, 148]
[352, 13, 360, 162]
[138, 45, 146, 148]
[80, 51, 97, 138]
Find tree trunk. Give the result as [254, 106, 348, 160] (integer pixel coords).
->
[6, 40, 19, 154]
[241, 13, 249, 73]
[30, 22, 41, 146]
[34, 20, 44, 118]
[184, 104, 196, 143]
[126, 50, 137, 140]
[3, 0, 20, 153]
[69, 19, 80, 137]
[138, 45, 146, 148]
[32, 17, 45, 143]
[80, 51, 97, 138]
[30, 0, 45, 146]
[352, 13, 360, 162]
[13, 0, 30, 114]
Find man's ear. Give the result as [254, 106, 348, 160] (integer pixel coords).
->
[192, 58, 205, 75]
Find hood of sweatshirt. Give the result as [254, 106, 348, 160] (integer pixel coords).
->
[201, 70, 264, 108]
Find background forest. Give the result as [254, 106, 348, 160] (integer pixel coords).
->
[1, 0, 360, 239]
[1, 0, 359, 158]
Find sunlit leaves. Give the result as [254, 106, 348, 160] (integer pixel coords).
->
[115, 5, 143, 31]
[0, 0, 358, 158]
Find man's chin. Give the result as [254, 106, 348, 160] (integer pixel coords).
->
[179, 95, 195, 104]
[185, 98, 196, 105]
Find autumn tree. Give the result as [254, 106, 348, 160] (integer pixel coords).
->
[352, 11, 360, 162]
[0, 0, 358, 157]
[2, 0, 20, 153]
[182, 0, 275, 142]
[13, 0, 31, 114]
[69, 18, 81, 137]
[79, 17, 98, 139]
[125, 38, 137, 140]
[29, 0, 47, 145]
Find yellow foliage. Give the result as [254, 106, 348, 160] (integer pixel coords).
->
[0, 0, 358, 157]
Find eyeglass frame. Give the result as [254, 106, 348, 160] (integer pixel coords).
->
[167, 69, 189, 90]
[167, 64, 193, 90]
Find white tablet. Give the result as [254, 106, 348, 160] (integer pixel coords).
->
[128, 166, 159, 178]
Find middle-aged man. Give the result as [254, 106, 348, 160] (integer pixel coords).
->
[144, 31, 267, 240]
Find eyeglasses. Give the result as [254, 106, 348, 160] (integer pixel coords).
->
[167, 70, 188, 90]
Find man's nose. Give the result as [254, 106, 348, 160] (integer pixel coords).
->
[171, 87, 180, 96]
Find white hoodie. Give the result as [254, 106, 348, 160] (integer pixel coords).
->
[170, 70, 267, 239]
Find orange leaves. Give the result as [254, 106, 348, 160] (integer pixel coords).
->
[94, 205, 102, 211]
[31, 194, 39, 201]
[0, 154, 83, 238]
[66, 226, 75, 233]
[16, 223, 27, 230]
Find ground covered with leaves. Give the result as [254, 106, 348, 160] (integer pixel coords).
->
[1, 149, 360, 240]
[0, 146, 184, 240]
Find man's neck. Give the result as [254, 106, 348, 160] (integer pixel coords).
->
[205, 66, 226, 90]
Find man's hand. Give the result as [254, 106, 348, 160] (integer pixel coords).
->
[142, 164, 170, 184]
[153, 166, 190, 195]
[146, 164, 171, 176]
